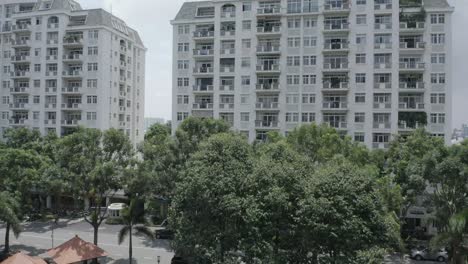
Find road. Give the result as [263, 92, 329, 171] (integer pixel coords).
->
[0, 219, 174, 264]
[385, 254, 445, 264]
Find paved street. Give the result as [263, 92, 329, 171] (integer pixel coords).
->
[0, 219, 174, 264]
[385, 254, 445, 264]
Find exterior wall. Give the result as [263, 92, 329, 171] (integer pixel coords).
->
[171, 0, 453, 149]
[0, 0, 146, 145]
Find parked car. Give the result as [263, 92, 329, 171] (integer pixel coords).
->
[410, 247, 448, 262]
[171, 256, 188, 264]
[155, 227, 174, 239]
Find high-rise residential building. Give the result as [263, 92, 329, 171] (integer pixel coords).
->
[171, 0, 453, 149]
[0, 0, 146, 144]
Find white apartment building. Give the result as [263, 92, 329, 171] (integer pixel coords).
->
[171, 0, 453, 149]
[0, 0, 146, 144]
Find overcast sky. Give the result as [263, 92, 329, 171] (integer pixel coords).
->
[79, 0, 467, 129]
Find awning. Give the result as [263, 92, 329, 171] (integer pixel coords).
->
[0, 252, 47, 264]
[46, 235, 108, 264]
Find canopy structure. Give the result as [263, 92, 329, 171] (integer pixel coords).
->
[46, 235, 108, 264]
[0, 252, 47, 264]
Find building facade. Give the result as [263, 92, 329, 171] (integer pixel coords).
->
[0, 0, 146, 144]
[171, 0, 453, 149]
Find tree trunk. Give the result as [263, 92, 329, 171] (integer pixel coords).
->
[93, 224, 99, 245]
[4, 223, 10, 254]
[129, 225, 133, 264]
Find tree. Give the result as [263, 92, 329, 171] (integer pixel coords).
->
[56, 128, 133, 245]
[118, 199, 154, 264]
[170, 133, 253, 263]
[0, 192, 21, 254]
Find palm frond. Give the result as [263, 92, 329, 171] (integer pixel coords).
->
[134, 225, 154, 240]
[118, 226, 130, 245]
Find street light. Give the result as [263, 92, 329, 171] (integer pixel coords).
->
[157, 255, 161, 264]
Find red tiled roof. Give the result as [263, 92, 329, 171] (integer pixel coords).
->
[1, 252, 47, 264]
[46, 235, 108, 264]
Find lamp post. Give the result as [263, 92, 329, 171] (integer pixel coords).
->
[157, 255, 160, 264]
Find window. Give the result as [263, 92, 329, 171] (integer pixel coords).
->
[287, 75, 300, 85]
[240, 112, 250, 122]
[431, 34, 445, 44]
[303, 75, 316, 85]
[287, 0, 302, 13]
[287, 37, 301, 48]
[430, 113, 445, 124]
[431, 53, 445, 64]
[241, 76, 250, 85]
[242, 20, 251, 30]
[87, 95, 98, 104]
[431, 14, 445, 24]
[35, 49, 41, 56]
[87, 112, 97, 120]
[304, 17, 317, 28]
[431, 73, 446, 84]
[356, 15, 367, 25]
[177, 112, 189, 121]
[354, 132, 365, 142]
[302, 113, 316, 123]
[431, 93, 446, 104]
[286, 112, 299, 122]
[356, 54, 366, 64]
[303, 56, 316, 66]
[33, 112, 40, 120]
[287, 56, 301, 66]
[287, 18, 301, 29]
[177, 60, 189, 70]
[33, 96, 40, 104]
[303, 37, 317, 47]
[177, 95, 189, 104]
[355, 113, 365, 123]
[242, 39, 251, 49]
[355, 93, 366, 103]
[34, 64, 41, 72]
[88, 30, 99, 39]
[240, 94, 249, 104]
[241, 58, 251, 68]
[87, 79, 98, 88]
[34, 80, 41, 88]
[302, 94, 316, 104]
[177, 78, 190, 87]
[356, 73, 366, 83]
[88, 47, 98, 55]
[356, 34, 366, 45]
[35, 32, 42, 41]
[242, 2, 252, 12]
[177, 43, 189, 52]
[286, 94, 299, 104]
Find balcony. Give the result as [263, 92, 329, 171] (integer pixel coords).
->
[221, 11, 236, 18]
[9, 119, 29, 126]
[374, 23, 392, 30]
[192, 103, 214, 110]
[374, 82, 392, 89]
[11, 55, 31, 64]
[62, 70, 83, 78]
[46, 71, 58, 77]
[9, 103, 29, 110]
[10, 71, 31, 78]
[220, 66, 235, 73]
[322, 102, 348, 110]
[219, 85, 234, 92]
[373, 102, 392, 109]
[220, 48, 235, 56]
[256, 45, 281, 54]
[219, 103, 235, 110]
[399, 82, 425, 90]
[399, 102, 425, 110]
[47, 23, 59, 29]
[398, 122, 425, 131]
[61, 119, 80, 126]
[373, 142, 390, 149]
[46, 55, 58, 60]
[193, 67, 214, 75]
[193, 49, 214, 57]
[399, 62, 425, 72]
[11, 39, 31, 47]
[323, 62, 349, 71]
[326, 122, 348, 129]
[256, 83, 280, 92]
[323, 82, 349, 91]
[256, 64, 280, 73]
[61, 87, 82, 94]
[63, 37, 83, 47]
[192, 85, 214, 93]
[62, 54, 83, 61]
[44, 119, 57, 125]
[374, 62, 392, 70]
[373, 122, 391, 129]
[323, 23, 349, 32]
[374, 3, 392, 11]
[46, 39, 59, 45]
[45, 87, 57, 93]
[10, 87, 30, 94]
[400, 22, 425, 32]
[255, 102, 279, 110]
[61, 103, 82, 110]
[120, 61, 127, 69]
[255, 120, 279, 128]
[323, 3, 350, 13]
[257, 7, 282, 16]
[44, 103, 57, 109]
[399, 42, 425, 50]
[257, 26, 281, 35]
[120, 46, 127, 54]
[193, 31, 215, 39]
[12, 24, 31, 32]
[119, 76, 127, 83]
[220, 30, 236, 37]
[323, 42, 349, 52]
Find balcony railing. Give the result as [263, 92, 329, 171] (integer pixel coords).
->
[192, 85, 214, 92]
[257, 26, 281, 34]
[193, 67, 214, 74]
[255, 120, 279, 128]
[219, 85, 234, 91]
[220, 48, 235, 55]
[255, 102, 279, 110]
[373, 102, 392, 109]
[12, 24, 31, 31]
[400, 22, 425, 30]
[323, 82, 349, 89]
[374, 82, 392, 89]
[62, 70, 83, 77]
[256, 45, 281, 53]
[256, 64, 280, 72]
[256, 83, 280, 91]
[10, 71, 30, 78]
[44, 119, 57, 125]
[324, 3, 350, 12]
[193, 31, 215, 38]
[324, 23, 349, 31]
[47, 23, 59, 29]
[193, 49, 214, 56]
[373, 142, 390, 149]
[375, 23, 392, 30]
[10, 87, 29, 93]
[326, 122, 348, 129]
[219, 103, 235, 110]
[62, 87, 81, 93]
[61, 119, 80, 125]
[399, 42, 425, 49]
[61, 103, 82, 109]
[221, 11, 236, 18]
[324, 42, 349, 50]
[192, 103, 214, 110]
[11, 39, 31, 46]
[63, 37, 83, 45]
[374, 43, 392, 49]
[62, 54, 83, 60]
[398, 122, 425, 130]
[322, 102, 348, 109]
[374, 3, 392, 10]
[374, 62, 392, 69]
[399, 62, 425, 70]
[257, 7, 282, 15]
[323, 62, 349, 70]
[9, 119, 29, 125]
[220, 66, 235, 73]
[373, 122, 391, 129]
[220, 30, 236, 37]
[11, 55, 30, 62]
[398, 102, 425, 110]
[9, 103, 29, 109]
[399, 82, 425, 89]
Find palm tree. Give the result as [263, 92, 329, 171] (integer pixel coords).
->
[0, 192, 22, 254]
[431, 209, 468, 264]
[117, 199, 154, 264]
